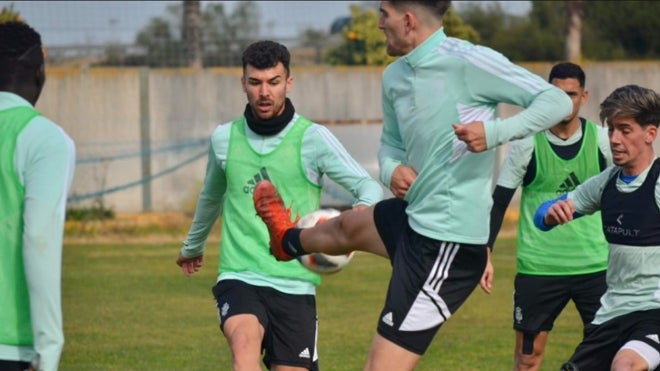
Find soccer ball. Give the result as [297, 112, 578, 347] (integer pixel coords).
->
[296, 208, 354, 274]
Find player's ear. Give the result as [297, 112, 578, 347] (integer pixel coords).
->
[645, 125, 657, 143]
[404, 11, 416, 32]
[286, 75, 293, 94]
[580, 89, 588, 106]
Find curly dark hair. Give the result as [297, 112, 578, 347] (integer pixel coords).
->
[241, 40, 290, 76]
[549, 62, 586, 88]
[0, 21, 43, 86]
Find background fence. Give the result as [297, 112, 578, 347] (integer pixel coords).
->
[6, 1, 660, 213]
[38, 62, 660, 213]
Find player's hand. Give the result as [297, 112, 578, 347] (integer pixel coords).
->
[479, 248, 494, 294]
[453, 121, 487, 153]
[352, 204, 368, 212]
[544, 199, 575, 226]
[176, 253, 204, 276]
[27, 355, 39, 371]
[390, 165, 417, 199]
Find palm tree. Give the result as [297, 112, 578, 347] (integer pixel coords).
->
[565, 0, 583, 62]
[182, 0, 202, 68]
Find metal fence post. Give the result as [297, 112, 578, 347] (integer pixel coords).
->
[139, 67, 152, 212]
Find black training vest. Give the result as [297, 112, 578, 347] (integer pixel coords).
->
[601, 158, 660, 246]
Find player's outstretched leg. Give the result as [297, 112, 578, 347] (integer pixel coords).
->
[253, 180, 298, 261]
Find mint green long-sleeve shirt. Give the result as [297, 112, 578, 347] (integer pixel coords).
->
[181, 113, 383, 295]
[0, 92, 76, 371]
[378, 28, 572, 244]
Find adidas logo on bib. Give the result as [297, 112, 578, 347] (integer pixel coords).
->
[243, 167, 271, 194]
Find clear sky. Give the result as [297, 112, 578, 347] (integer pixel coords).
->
[4, 1, 531, 47]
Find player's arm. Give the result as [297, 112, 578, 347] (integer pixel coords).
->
[378, 84, 413, 196]
[20, 120, 76, 371]
[482, 139, 530, 293]
[535, 166, 613, 230]
[488, 138, 532, 249]
[461, 56, 572, 151]
[489, 186, 517, 248]
[655, 175, 660, 213]
[534, 194, 577, 229]
[597, 125, 614, 168]
[388, 165, 417, 199]
[179, 138, 226, 274]
[305, 125, 383, 208]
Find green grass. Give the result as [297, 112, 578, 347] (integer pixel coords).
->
[61, 238, 583, 370]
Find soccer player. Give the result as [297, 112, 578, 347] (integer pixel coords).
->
[483, 62, 611, 370]
[176, 40, 382, 371]
[0, 22, 76, 371]
[252, 1, 572, 370]
[535, 84, 660, 371]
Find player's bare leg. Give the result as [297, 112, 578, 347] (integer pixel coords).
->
[364, 333, 421, 371]
[299, 206, 388, 258]
[254, 180, 388, 260]
[611, 348, 651, 371]
[514, 331, 549, 371]
[222, 314, 264, 371]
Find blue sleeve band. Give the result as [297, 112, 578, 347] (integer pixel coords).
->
[533, 193, 568, 231]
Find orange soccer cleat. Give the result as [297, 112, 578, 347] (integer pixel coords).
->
[253, 180, 299, 261]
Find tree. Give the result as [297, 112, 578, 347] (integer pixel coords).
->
[300, 28, 329, 65]
[0, 3, 23, 23]
[459, 2, 565, 62]
[459, 1, 660, 62]
[325, 4, 479, 66]
[182, 0, 202, 69]
[324, 5, 388, 66]
[565, 0, 583, 62]
[582, 1, 660, 60]
[105, 1, 260, 67]
[201, 1, 260, 66]
[134, 6, 184, 67]
[443, 6, 480, 44]
[454, 2, 508, 47]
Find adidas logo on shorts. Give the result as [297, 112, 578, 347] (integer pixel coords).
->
[381, 312, 394, 327]
[299, 347, 311, 359]
[646, 334, 659, 344]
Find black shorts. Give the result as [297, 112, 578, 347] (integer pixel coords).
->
[562, 308, 660, 371]
[373, 198, 488, 355]
[0, 360, 31, 371]
[513, 271, 607, 334]
[212, 279, 319, 370]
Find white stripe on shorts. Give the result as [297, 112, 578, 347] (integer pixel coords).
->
[400, 242, 460, 331]
[620, 340, 660, 370]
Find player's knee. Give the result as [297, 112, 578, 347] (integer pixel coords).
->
[515, 333, 546, 370]
[611, 354, 649, 371]
[225, 325, 261, 355]
[610, 356, 635, 371]
[515, 353, 543, 370]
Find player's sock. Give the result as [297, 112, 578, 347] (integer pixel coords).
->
[282, 228, 306, 257]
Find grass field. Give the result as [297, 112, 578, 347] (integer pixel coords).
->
[60, 237, 584, 370]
